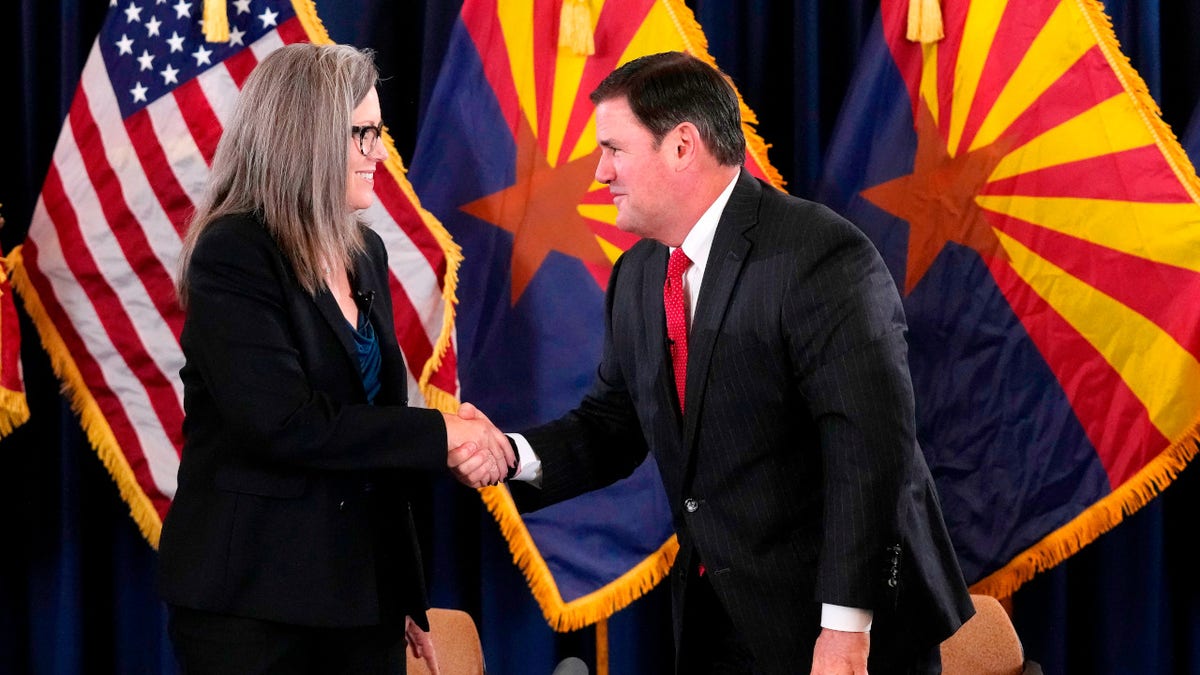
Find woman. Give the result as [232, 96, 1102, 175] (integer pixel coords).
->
[157, 43, 510, 674]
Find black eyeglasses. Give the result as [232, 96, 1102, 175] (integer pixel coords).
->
[351, 123, 386, 156]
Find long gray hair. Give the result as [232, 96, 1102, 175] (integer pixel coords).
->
[176, 43, 379, 305]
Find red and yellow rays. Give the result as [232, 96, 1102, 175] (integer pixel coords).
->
[868, 0, 1200, 491]
[459, 0, 780, 303]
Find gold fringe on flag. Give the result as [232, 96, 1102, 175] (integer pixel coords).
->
[202, 0, 230, 43]
[661, 0, 787, 190]
[906, 0, 944, 44]
[479, 483, 680, 632]
[972, 422, 1200, 598]
[559, 0, 596, 57]
[406, 157, 464, 416]
[0, 389, 29, 436]
[1080, 0, 1200, 202]
[291, 0, 327, 46]
[0, 247, 30, 436]
[7, 246, 165, 545]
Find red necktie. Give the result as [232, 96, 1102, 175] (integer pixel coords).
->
[664, 248, 692, 412]
[666, 248, 703, 576]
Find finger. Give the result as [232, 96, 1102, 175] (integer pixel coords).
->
[453, 451, 494, 487]
[404, 621, 422, 658]
[468, 470, 497, 489]
[466, 460, 500, 488]
[458, 401, 478, 419]
[484, 459, 502, 485]
[483, 459, 502, 485]
[488, 453, 502, 484]
[496, 430, 516, 468]
[456, 450, 490, 477]
[481, 436, 510, 468]
[446, 442, 478, 469]
[463, 401, 491, 423]
[479, 421, 513, 466]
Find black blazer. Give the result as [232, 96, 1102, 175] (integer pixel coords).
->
[510, 171, 974, 673]
[157, 213, 446, 629]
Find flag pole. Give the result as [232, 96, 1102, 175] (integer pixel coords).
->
[595, 618, 608, 675]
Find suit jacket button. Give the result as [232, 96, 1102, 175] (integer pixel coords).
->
[684, 498, 699, 513]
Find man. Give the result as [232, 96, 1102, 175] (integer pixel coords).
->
[495, 51, 974, 674]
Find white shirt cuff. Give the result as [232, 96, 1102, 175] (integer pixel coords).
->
[821, 604, 872, 632]
[506, 433, 542, 487]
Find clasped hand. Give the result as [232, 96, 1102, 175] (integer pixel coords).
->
[443, 402, 514, 488]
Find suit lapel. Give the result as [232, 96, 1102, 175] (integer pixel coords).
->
[682, 170, 759, 449]
[315, 285, 359, 365]
[313, 253, 390, 398]
[354, 251, 410, 404]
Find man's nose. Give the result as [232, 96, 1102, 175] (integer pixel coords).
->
[595, 155, 613, 184]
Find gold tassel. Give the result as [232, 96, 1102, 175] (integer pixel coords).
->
[558, 0, 595, 57]
[907, 0, 944, 44]
[202, 0, 230, 43]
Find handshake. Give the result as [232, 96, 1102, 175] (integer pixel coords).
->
[441, 402, 516, 488]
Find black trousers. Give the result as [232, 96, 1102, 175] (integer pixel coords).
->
[678, 567, 756, 674]
[167, 606, 406, 675]
[675, 566, 942, 675]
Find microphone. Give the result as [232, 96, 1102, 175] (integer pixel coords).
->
[352, 288, 376, 314]
[551, 657, 589, 675]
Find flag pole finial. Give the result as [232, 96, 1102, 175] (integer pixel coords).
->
[203, 0, 230, 43]
[559, 0, 595, 56]
[907, 0, 944, 44]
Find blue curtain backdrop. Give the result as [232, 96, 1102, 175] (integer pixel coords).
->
[3, 1, 1200, 673]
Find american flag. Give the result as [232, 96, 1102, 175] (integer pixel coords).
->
[13, 0, 461, 545]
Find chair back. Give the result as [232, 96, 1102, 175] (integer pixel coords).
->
[407, 608, 485, 675]
[940, 593, 1025, 675]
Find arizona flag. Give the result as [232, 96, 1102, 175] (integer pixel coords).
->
[817, 0, 1200, 597]
[12, 0, 460, 545]
[411, 0, 781, 630]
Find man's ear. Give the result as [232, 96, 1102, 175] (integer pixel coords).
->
[672, 121, 701, 167]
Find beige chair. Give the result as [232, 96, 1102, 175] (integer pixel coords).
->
[941, 593, 1039, 675]
[406, 608, 485, 675]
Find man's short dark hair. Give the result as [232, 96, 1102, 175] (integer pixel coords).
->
[590, 51, 746, 167]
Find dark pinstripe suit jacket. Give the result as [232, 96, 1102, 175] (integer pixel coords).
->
[510, 171, 974, 673]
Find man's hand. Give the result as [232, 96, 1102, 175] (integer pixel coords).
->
[405, 615, 440, 675]
[810, 628, 869, 675]
[442, 402, 515, 487]
[456, 401, 514, 468]
[447, 442, 500, 487]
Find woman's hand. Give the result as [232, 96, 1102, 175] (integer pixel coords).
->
[405, 615, 440, 675]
